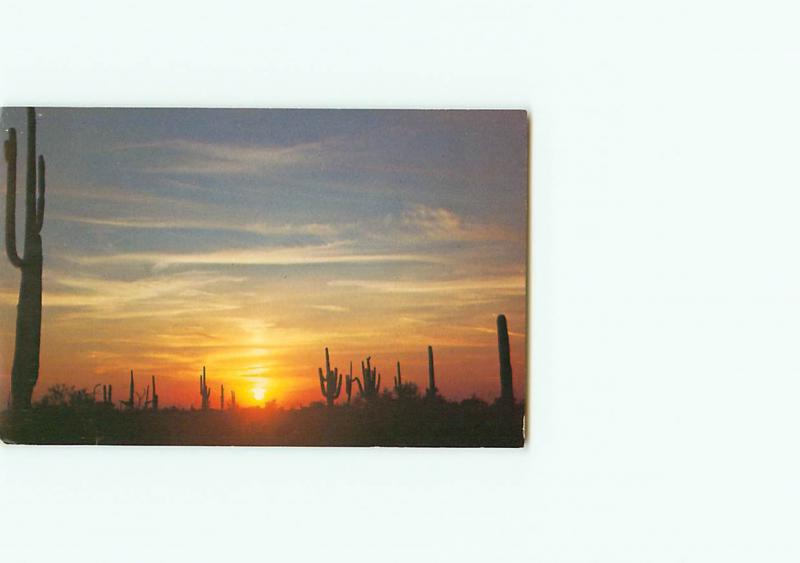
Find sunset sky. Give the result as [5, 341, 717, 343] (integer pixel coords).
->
[0, 108, 528, 408]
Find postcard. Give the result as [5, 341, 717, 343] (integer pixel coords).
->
[0, 108, 527, 446]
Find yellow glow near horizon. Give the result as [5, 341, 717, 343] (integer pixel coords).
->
[252, 386, 266, 401]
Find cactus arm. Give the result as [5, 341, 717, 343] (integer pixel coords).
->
[4, 129, 23, 268]
[376, 372, 381, 392]
[35, 156, 45, 233]
[353, 377, 364, 395]
[335, 372, 343, 398]
[318, 367, 326, 396]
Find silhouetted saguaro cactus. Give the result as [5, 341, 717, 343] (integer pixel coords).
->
[394, 361, 402, 390]
[220, 384, 225, 410]
[497, 314, 514, 403]
[150, 375, 159, 411]
[200, 366, 212, 410]
[230, 389, 236, 409]
[354, 356, 381, 400]
[426, 346, 437, 399]
[101, 383, 115, 405]
[318, 347, 343, 407]
[393, 360, 418, 399]
[345, 361, 354, 403]
[5, 108, 46, 410]
[140, 384, 150, 409]
[121, 370, 135, 409]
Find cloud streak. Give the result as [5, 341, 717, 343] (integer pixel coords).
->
[327, 275, 526, 294]
[112, 137, 342, 176]
[67, 243, 441, 269]
[52, 214, 339, 238]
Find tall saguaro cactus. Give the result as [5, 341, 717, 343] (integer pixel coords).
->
[354, 356, 381, 400]
[497, 314, 514, 403]
[5, 108, 46, 410]
[318, 347, 342, 407]
[426, 346, 437, 399]
[200, 366, 212, 410]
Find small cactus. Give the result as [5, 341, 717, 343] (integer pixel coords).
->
[150, 375, 159, 411]
[200, 366, 212, 410]
[394, 361, 418, 399]
[121, 370, 135, 409]
[394, 361, 402, 390]
[139, 384, 150, 409]
[318, 347, 343, 407]
[102, 384, 114, 405]
[426, 346, 438, 399]
[345, 361, 354, 403]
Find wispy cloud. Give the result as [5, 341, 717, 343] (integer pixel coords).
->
[310, 304, 349, 313]
[4, 270, 249, 320]
[67, 242, 441, 269]
[381, 204, 515, 243]
[52, 214, 339, 238]
[111, 137, 341, 176]
[327, 275, 525, 294]
[58, 184, 213, 210]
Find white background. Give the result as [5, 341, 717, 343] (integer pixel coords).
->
[2, 0, 800, 561]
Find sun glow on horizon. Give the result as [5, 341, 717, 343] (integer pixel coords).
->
[252, 386, 266, 401]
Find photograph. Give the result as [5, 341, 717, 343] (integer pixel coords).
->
[3, 0, 799, 561]
[0, 107, 528, 446]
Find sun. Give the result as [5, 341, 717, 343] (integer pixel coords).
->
[252, 387, 266, 401]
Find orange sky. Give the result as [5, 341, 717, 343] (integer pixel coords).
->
[0, 108, 528, 408]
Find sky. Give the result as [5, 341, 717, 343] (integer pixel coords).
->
[0, 108, 528, 408]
